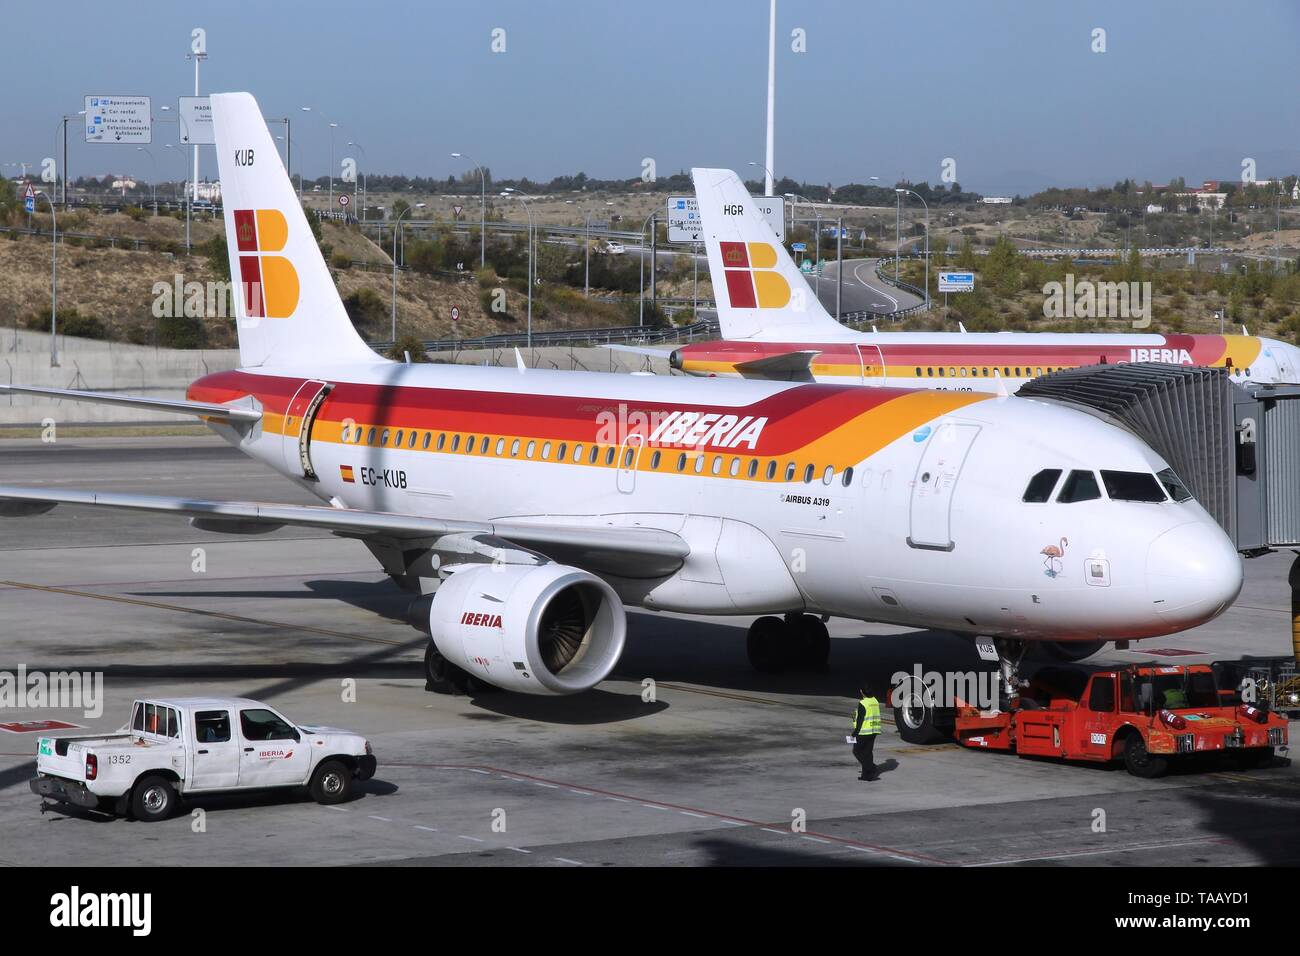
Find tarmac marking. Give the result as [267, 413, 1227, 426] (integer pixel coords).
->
[384, 760, 942, 864]
[368, 815, 392, 822]
[0, 580, 405, 647]
[506, 846, 531, 854]
[414, 825, 439, 832]
[458, 835, 484, 843]
[553, 857, 583, 866]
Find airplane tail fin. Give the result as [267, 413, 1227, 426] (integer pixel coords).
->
[691, 167, 847, 341]
[211, 92, 380, 368]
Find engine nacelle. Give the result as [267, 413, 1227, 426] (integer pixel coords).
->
[419, 563, 626, 695]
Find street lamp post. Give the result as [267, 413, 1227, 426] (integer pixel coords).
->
[348, 140, 367, 222]
[896, 187, 931, 311]
[503, 189, 535, 347]
[788, 194, 823, 298]
[34, 190, 58, 366]
[301, 106, 339, 209]
[451, 152, 487, 270]
[391, 202, 424, 342]
[638, 212, 658, 327]
[568, 200, 614, 297]
[164, 143, 190, 251]
[747, 161, 774, 192]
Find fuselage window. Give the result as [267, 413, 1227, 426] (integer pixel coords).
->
[526, 440, 536, 458]
[557, 443, 567, 461]
[380, 429, 390, 446]
[422, 432, 431, 450]
[604, 446, 616, 466]
[624, 448, 635, 468]
[676, 453, 687, 472]
[510, 439, 521, 457]
[747, 460, 759, 478]
[1035, 367, 1042, 377]
[341, 424, 351, 442]
[938, 367, 946, 377]
[822, 465, 834, 485]
[650, 450, 661, 470]
[541, 442, 552, 460]
[710, 456, 721, 475]
[366, 427, 376, 445]
[1100, 470, 1167, 503]
[494, 437, 504, 455]
[730, 457, 741, 477]
[927, 367, 934, 377]
[395, 430, 404, 447]
[409, 431, 417, 449]
[693, 454, 705, 474]
[784, 462, 797, 482]
[467, 436, 478, 454]
[802, 464, 815, 483]
[959, 367, 968, 377]
[451, 434, 461, 453]
[915, 367, 922, 376]
[1022, 468, 1063, 503]
[572, 443, 583, 462]
[436, 433, 446, 451]
[841, 466, 854, 487]
[766, 461, 777, 480]
[1057, 469, 1102, 503]
[589, 446, 600, 465]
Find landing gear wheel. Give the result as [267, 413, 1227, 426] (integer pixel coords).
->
[788, 614, 830, 670]
[130, 774, 177, 822]
[309, 759, 354, 805]
[892, 675, 951, 744]
[1122, 734, 1169, 778]
[746, 616, 789, 673]
[1233, 746, 1274, 770]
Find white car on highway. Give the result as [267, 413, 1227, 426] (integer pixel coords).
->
[30, 697, 376, 821]
[603, 240, 626, 255]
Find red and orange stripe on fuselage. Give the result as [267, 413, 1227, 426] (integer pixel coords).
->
[676, 334, 1264, 380]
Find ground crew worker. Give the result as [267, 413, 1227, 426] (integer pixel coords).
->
[851, 686, 882, 781]
[1162, 685, 1189, 709]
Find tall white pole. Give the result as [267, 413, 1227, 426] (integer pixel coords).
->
[764, 0, 776, 197]
[193, 55, 201, 201]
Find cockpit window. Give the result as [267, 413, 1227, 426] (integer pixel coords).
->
[1057, 469, 1101, 503]
[1101, 470, 1167, 503]
[1157, 467, 1193, 502]
[1022, 468, 1062, 503]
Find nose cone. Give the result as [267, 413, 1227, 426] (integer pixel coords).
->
[1147, 521, 1243, 630]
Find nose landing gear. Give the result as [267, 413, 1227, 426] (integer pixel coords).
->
[745, 613, 831, 673]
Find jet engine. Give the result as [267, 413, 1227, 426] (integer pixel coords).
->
[410, 563, 626, 695]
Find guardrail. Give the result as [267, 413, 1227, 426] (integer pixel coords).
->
[373, 317, 721, 354]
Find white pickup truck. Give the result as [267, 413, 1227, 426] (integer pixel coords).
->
[30, 696, 377, 821]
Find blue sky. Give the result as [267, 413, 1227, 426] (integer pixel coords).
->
[3, 0, 1297, 194]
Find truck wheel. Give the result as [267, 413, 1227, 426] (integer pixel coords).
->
[130, 775, 177, 822]
[893, 676, 951, 744]
[1233, 746, 1274, 769]
[310, 759, 354, 805]
[746, 616, 789, 673]
[1122, 735, 1168, 778]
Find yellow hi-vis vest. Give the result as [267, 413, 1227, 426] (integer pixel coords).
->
[854, 696, 882, 736]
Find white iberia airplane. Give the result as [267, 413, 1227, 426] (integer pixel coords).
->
[617, 168, 1300, 391]
[0, 96, 1244, 739]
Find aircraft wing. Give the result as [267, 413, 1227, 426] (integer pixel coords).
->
[733, 350, 821, 380]
[0, 486, 689, 578]
[0, 384, 262, 423]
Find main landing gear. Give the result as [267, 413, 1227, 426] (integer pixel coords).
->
[745, 613, 831, 673]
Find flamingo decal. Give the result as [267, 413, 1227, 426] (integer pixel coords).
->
[1041, 537, 1068, 578]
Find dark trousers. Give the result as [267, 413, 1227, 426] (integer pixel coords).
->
[853, 734, 878, 778]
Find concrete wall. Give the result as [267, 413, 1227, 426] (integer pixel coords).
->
[0, 331, 239, 425]
[0, 337, 672, 426]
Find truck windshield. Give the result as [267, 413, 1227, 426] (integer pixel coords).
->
[1135, 671, 1220, 712]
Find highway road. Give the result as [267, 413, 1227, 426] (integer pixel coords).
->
[819, 257, 926, 317]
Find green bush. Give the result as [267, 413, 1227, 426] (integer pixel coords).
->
[386, 333, 429, 361]
[330, 251, 351, 270]
[157, 313, 207, 349]
[342, 287, 387, 331]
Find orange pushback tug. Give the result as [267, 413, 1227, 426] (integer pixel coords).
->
[953, 663, 1288, 777]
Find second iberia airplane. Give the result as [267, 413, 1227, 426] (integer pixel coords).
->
[635, 168, 1300, 390]
[0, 96, 1244, 732]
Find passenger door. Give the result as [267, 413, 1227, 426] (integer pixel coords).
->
[281, 379, 330, 479]
[857, 344, 886, 386]
[237, 707, 313, 787]
[908, 421, 981, 550]
[188, 709, 240, 791]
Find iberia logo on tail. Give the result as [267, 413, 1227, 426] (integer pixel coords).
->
[234, 209, 300, 318]
[719, 241, 790, 309]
